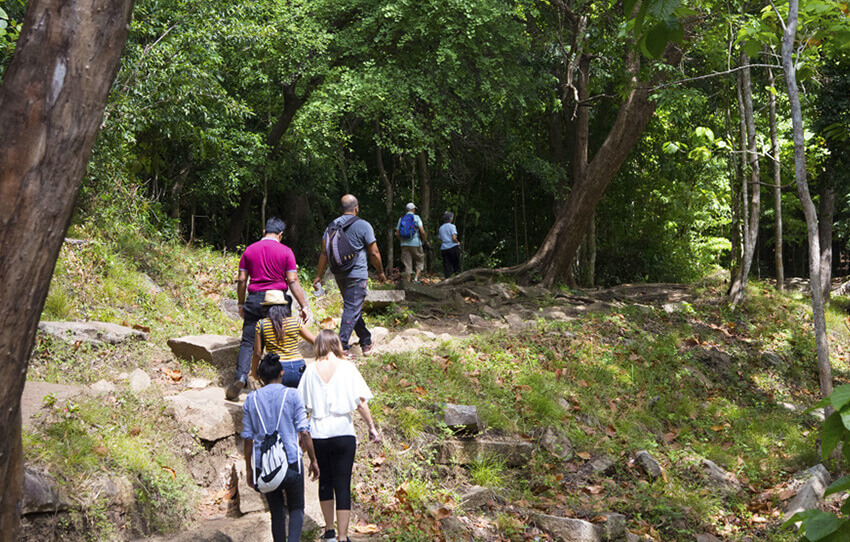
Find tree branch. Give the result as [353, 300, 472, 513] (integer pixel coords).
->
[651, 64, 782, 91]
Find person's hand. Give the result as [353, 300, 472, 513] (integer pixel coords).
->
[369, 426, 382, 442]
[376, 272, 386, 284]
[300, 306, 311, 324]
[238, 304, 245, 318]
[313, 277, 324, 289]
[308, 461, 320, 481]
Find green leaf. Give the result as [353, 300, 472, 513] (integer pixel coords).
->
[802, 511, 846, 541]
[662, 141, 680, 154]
[624, 0, 639, 16]
[645, 23, 670, 58]
[647, 0, 681, 20]
[743, 40, 762, 58]
[784, 509, 822, 529]
[0, 7, 8, 19]
[822, 412, 845, 460]
[825, 476, 850, 497]
[766, 85, 777, 96]
[695, 126, 715, 143]
[831, 384, 850, 411]
[839, 404, 850, 431]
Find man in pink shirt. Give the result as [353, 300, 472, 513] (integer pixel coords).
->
[226, 217, 311, 400]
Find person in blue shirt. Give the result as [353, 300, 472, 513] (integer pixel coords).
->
[438, 211, 461, 278]
[396, 202, 429, 283]
[242, 353, 320, 542]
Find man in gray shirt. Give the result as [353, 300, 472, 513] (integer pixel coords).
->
[314, 194, 386, 356]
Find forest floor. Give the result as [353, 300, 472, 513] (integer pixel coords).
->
[18, 233, 850, 541]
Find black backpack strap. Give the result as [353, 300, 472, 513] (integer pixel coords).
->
[340, 215, 360, 230]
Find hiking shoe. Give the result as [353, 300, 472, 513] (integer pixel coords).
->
[342, 350, 356, 361]
[320, 529, 337, 542]
[361, 344, 373, 357]
[225, 378, 245, 400]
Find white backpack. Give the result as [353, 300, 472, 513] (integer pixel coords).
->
[253, 388, 290, 493]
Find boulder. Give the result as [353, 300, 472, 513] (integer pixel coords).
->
[488, 282, 514, 300]
[371, 326, 391, 344]
[89, 380, 116, 395]
[589, 457, 616, 475]
[403, 281, 448, 301]
[785, 464, 830, 521]
[543, 308, 571, 321]
[586, 302, 614, 314]
[635, 450, 664, 481]
[22, 468, 71, 514]
[87, 475, 135, 509]
[38, 321, 148, 345]
[168, 335, 240, 371]
[702, 459, 741, 493]
[480, 305, 504, 321]
[436, 438, 533, 467]
[20, 382, 84, 428]
[165, 387, 243, 442]
[422, 330, 437, 340]
[467, 314, 488, 328]
[444, 404, 482, 434]
[220, 299, 241, 322]
[364, 289, 405, 310]
[539, 427, 573, 460]
[517, 285, 548, 299]
[597, 513, 627, 541]
[438, 333, 454, 342]
[128, 369, 151, 393]
[505, 313, 527, 329]
[459, 486, 496, 510]
[403, 328, 423, 337]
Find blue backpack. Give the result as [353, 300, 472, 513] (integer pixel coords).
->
[399, 214, 417, 240]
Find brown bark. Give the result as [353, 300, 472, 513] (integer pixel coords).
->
[726, 85, 742, 282]
[377, 141, 394, 272]
[729, 53, 761, 306]
[819, 181, 834, 302]
[0, 0, 134, 536]
[782, 0, 832, 402]
[768, 66, 784, 291]
[225, 189, 257, 250]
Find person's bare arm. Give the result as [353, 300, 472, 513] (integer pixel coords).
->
[299, 326, 316, 344]
[299, 431, 320, 481]
[237, 269, 249, 318]
[366, 242, 386, 283]
[418, 224, 428, 243]
[243, 439, 255, 489]
[251, 326, 263, 381]
[286, 270, 311, 323]
[356, 400, 381, 442]
[314, 238, 328, 287]
[452, 233, 459, 244]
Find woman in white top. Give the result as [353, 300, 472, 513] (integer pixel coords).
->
[297, 330, 380, 542]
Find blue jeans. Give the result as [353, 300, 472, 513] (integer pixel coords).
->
[280, 359, 306, 388]
[236, 290, 291, 381]
[334, 275, 371, 351]
[258, 461, 304, 542]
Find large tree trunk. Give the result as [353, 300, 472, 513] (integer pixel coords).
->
[0, 0, 134, 536]
[418, 150, 432, 271]
[377, 142, 394, 272]
[768, 65, 784, 291]
[225, 189, 257, 250]
[782, 0, 832, 402]
[819, 180, 835, 302]
[729, 53, 761, 306]
[726, 85, 743, 283]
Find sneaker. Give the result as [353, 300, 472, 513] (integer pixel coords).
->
[361, 344, 373, 357]
[320, 529, 337, 542]
[342, 350, 356, 361]
[225, 378, 245, 400]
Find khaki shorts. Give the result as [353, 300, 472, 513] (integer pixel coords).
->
[401, 245, 425, 274]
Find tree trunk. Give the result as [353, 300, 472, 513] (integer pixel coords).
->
[729, 53, 761, 306]
[819, 180, 835, 302]
[225, 189, 256, 250]
[768, 65, 784, 291]
[726, 85, 743, 283]
[0, 0, 133, 536]
[377, 141, 394, 272]
[418, 150, 431, 271]
[782, 0, 833, 402]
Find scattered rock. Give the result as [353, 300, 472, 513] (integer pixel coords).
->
[683, 366, 714, 389]
[662, 302, 685, 314]
[167, 335, 241, 372]
[38, 321, 148, 345]
[437, 333, 454, 342]
[635, 450, 664, 481]
[485, 282, 513, 300]
[588, 456, 616, 475]
[22, 468, 71, 515]
[165, 387, 243, 442]
[586, 301, 613, 314]
[444, 404, 482, 434]
[364, 289, 405, 310]
[543, 308, 570, 321]
[436, 438, 534, 467]
[234, 462, 268, 515]
[596, 513, 627, 541]
[702, 459, 741, 493]
[467, 314, 488, 328]
[187, 378, 212, 389]
[440, 516, 471, 542]
[517, 285, 547, 298]
[480, 305, 503, 320]
[220, 299, 241, 322]
[128, 369, 152, 393]
[371, 326, 390, 344]
[532, 513, 602, 542]
[696, 534, 723, 542]
[539, 427, 573, 460]
[763, 351, 785, 369]
[459, 486, 496, 510]
[784, 464, 830, 521]
[505, 313, 527, 329]
[141, 273, 163, 295]
[403, 281, 448, 300]
[402, 328, 423, 337]
[89, 380, 116, 395]
[422, 330, 437, 340]
[87, 475, 135, 509]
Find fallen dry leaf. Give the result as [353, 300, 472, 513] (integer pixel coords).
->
[352, 523, 380, 534]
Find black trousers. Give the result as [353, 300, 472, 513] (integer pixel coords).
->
[313, 435, 357, 509]
[442, 246, 461, 278]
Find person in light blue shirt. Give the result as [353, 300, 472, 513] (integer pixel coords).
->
[438, 211, 461, 278]
[242, 354, 319, 542]
[396, 202, 429, 282]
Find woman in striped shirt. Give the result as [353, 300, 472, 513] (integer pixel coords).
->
[250, 289, 316, 388]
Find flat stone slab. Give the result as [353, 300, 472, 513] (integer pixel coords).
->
[168, 335, 240, 371]
[164, 387, 242, 442]
[38, 321, 148, 345]
[21, 381, 85, 428]
[364, 290, 405, 310]
[436, 438, 534, 467]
